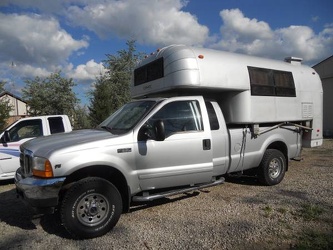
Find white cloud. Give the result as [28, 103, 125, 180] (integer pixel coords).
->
[0, 12, 89, 82]
[66, 0, 209, 46]
[0, 13, 88, 67]
[66, 60, 107, 82]
[19, 64, 51, 78]
[0, 0, 210, 87]
[220, 9, 273, 42]
[213, 9, 333, 65]
[1, 0, 207, 47]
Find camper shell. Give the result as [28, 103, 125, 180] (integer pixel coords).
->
[132, 45, 323, 147]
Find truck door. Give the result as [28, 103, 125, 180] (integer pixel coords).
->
[135, 97, 213, 190]
[0, 119, 43, 179]
[205, 101, 229, 176]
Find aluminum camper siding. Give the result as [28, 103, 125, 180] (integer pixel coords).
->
[132, 45, 322, 120]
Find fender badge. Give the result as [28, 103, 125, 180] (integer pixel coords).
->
[117, 148, 132, 153]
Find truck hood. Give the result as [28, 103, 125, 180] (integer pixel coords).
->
[21, 129, 120, 156]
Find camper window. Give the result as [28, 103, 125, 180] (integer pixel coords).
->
[273, 70, 296, 96]
[134, 57, 164, 86]
[248, 66, 296, 97]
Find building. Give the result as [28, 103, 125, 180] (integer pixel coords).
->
[0, 91, 28, 125]
[313, 56, 333, 137]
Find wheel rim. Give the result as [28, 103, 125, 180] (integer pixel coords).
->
[76, 193, 110, 227]
[268, 158, 282, 179]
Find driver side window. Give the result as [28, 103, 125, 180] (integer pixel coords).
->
[8, 119, 43, 142]
[147, 100, 203, 138]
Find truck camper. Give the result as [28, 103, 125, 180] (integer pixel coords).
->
[132, 44, 322, 148]
[15, 45, 323, 239]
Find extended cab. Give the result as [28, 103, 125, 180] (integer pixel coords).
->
[15, 45, 323, 239]
[0, 115, 72, 180]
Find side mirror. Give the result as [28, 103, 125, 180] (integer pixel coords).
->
[138, 124, 152, 141]
[1, 131, 10, 143]
[154, 120, 165, 141]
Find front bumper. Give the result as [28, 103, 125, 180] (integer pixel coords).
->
[15, 167, 66, 211]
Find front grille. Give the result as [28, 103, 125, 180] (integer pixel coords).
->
[20, 149, 33, 176]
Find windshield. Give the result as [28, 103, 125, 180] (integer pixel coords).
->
[97, 100, 157, 135]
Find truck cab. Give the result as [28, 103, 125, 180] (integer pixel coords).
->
[0, 115, 72, 180]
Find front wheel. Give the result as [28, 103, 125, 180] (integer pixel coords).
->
[60, 177, 122, 239]
[258, 149, 286, 186]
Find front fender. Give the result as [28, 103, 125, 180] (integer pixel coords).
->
[50, 147, 141, 195]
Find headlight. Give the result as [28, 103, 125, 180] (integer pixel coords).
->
[32, 156, 53, 178]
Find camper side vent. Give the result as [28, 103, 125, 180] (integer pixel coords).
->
[302, 102, 313, 118]
[285, 57, 303, 65]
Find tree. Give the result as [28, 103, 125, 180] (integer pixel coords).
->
[88, 75, 113, 126]
[22, 71, 79, 117]
[0, 81, 13, 130]
[89, 40, 142, 126]
[73, 104, 91, 129]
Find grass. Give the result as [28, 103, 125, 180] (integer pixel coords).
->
[297, 204, 324, 221]
[261, 203, 324, 221]
[293, 230, 333, 250]
[291, 203, 331, 249]
[277, 207, 287, 215]
[259, 203, 331, 249]
[262, 205, 273, 217]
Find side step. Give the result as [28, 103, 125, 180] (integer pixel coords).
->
[132, 177, 225, 202]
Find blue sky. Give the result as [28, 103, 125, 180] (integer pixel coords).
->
[0, 0, 332, 106]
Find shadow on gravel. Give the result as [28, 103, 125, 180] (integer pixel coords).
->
[224, 174, 261, 186]
[0, 232, 31, 249]
[39, 213, 71, 239]
[0, 179, 15, 186]
[0, 180, 69, 238]
[0, 187, 36, 230]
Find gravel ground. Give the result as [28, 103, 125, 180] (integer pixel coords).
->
[1, 140, 332, 249]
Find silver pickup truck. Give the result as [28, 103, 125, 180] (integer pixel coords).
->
[15, 45, 322, 239]
[16, 96, 301, 239]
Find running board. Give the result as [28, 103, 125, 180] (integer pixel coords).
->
[132, 177, 225, 202]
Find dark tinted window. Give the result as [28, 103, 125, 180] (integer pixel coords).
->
[134, 58, 164, 86]
[273, 70, 296, 96]
[205, 102, 219, 130]
[248, 66, 296, 97]
[48, 117, 65, 134]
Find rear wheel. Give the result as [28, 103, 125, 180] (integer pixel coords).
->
[258, 149, 286, 186]
[60, 177, 122, 239]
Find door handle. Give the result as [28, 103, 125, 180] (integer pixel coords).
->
[203, 139, 211, 150]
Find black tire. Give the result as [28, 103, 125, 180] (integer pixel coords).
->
[258, 149, 286, 186]
[60, 177, 122, 239]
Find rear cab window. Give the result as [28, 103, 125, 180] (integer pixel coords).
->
[48, 117, 65, 134]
